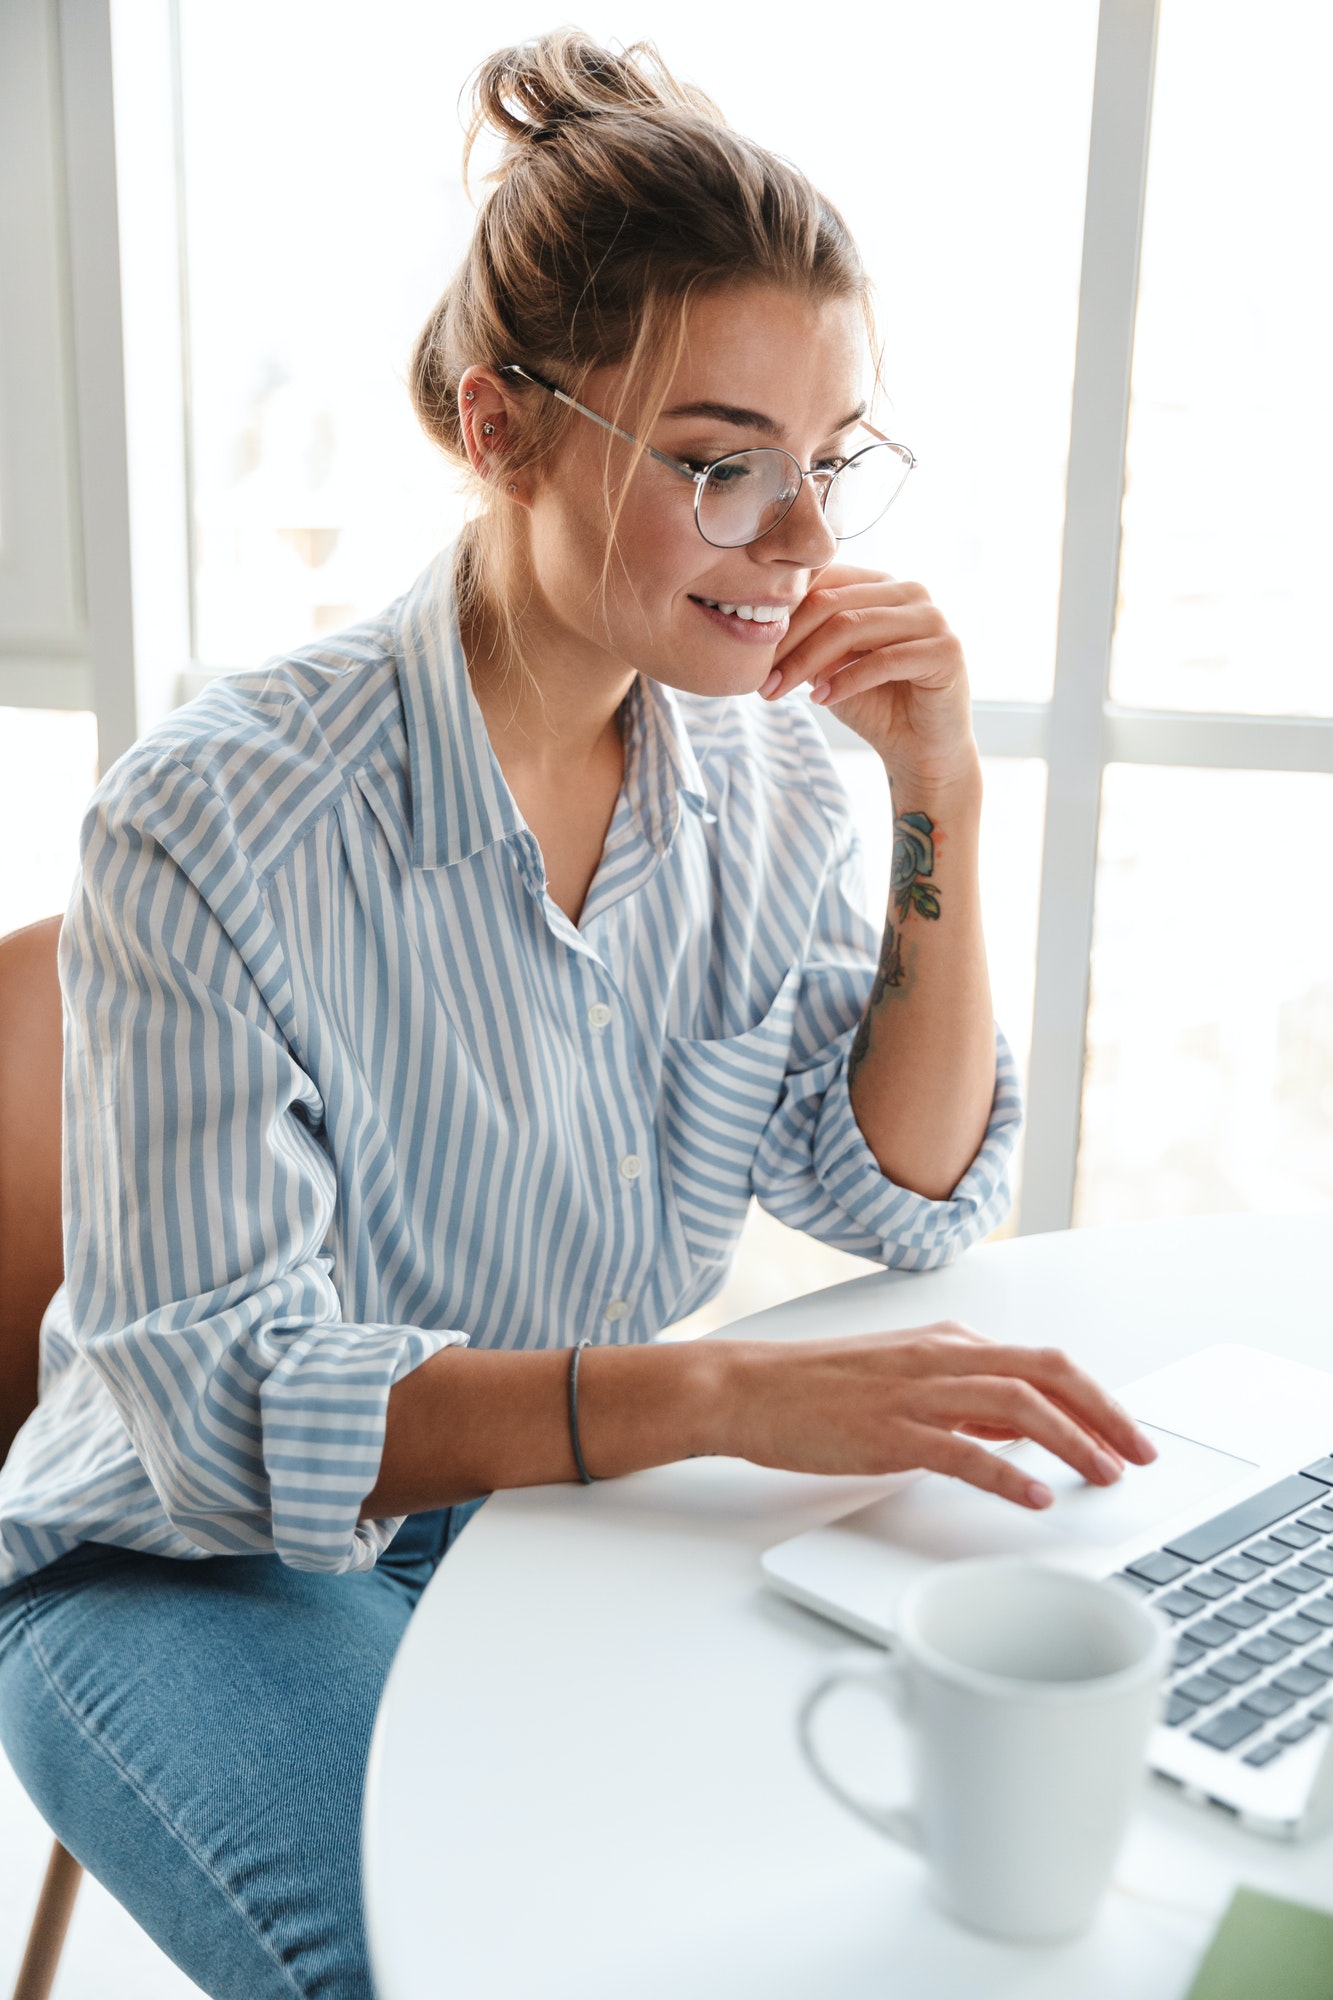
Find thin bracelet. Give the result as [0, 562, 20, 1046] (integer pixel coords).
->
[567, 1336, 598, 1484]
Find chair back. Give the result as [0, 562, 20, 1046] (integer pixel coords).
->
[0, 915, 65, 1462]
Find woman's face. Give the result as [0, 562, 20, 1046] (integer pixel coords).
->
[513, 282, 870, 700]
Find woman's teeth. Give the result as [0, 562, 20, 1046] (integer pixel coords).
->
[695, 598, 786, 622]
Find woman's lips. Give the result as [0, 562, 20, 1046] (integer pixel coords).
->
[688, 596, 790, 643]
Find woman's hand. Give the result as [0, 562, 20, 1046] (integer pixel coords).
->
[761, 563, 977, 792]
[715, 1321, 1158, 1509]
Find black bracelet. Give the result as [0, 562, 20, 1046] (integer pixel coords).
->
[567, 1336, 598, 1485]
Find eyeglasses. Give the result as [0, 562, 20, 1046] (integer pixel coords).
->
[500, 362, 916, 550]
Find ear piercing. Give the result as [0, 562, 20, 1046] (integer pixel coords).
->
[464, 389, 475, 400]
[483, 422, 495, 435]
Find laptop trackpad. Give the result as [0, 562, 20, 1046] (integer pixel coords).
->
[1001, 1424, 1257, 1546]
[856, 1423, 1257, 1562]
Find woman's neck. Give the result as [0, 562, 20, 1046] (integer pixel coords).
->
[460, 577, 635, 788]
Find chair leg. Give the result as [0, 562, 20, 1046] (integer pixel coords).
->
[10, 1840, 82, 2000]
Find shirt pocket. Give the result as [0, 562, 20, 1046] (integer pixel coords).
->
[658, 964, 803, 1277]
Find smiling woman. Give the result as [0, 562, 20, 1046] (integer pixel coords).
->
[0, 27, 1156, 2000]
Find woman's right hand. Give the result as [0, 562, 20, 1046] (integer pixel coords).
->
[712, 1321, 1157, 1509]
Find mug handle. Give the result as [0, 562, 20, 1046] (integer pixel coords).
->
[797, 1644, 922, 1851]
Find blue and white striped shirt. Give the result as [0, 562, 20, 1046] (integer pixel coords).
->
[0, 541, 1021, 1584]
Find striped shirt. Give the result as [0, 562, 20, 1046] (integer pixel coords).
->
[0, 541, 1022, 1584]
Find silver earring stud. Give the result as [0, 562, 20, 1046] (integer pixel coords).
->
[507, 483, 517, 493]
[465, 389, 475, 401]
[483, 422, 495, 436]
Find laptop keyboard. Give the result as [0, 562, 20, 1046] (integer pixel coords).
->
[1112, 1456, 1333, 1771]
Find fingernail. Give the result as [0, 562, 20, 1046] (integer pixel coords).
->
[758, 670, 781, 698]
[1027, 1481, 1054, 1509]
[1092, 1449, 1122, 1484]
[810, 682, 830, 704]
[1135, 1429, 1158, 1461]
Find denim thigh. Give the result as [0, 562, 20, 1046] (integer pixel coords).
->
[0, 1498, 486, 2000]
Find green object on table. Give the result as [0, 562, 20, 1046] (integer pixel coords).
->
[1183, 1887, 1333, 2000]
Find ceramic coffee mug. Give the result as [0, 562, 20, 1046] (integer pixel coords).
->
[797, 1557, 1171, 1942]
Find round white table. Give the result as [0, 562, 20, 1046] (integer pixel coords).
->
[363, 1214, 1333, 2000]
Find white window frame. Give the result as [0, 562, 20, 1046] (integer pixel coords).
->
[14, 0, 1333, 1229]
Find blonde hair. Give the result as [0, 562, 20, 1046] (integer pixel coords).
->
[409, 27, 885, 686]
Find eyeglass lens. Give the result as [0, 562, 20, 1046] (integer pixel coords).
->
[696, 442, 911, 548]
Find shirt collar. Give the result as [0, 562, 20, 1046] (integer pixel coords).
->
[396, 542, 711, 872]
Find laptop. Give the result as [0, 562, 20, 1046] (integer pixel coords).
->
[761, 1343, 1333, 1840]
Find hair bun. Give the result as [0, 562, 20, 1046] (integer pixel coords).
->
[463, 29, 723, 186]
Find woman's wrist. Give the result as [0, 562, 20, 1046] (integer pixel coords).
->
[882, 751, 984, 819]
[575, 1333, 737, 1476]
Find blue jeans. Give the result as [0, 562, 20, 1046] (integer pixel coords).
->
[0, 1498, 487, 1999]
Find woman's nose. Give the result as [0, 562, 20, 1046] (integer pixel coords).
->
[758, 469, 839, 566]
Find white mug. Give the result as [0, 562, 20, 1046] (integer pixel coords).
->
[797, 1557, 1171, 1943]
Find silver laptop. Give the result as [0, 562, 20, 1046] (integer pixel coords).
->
[761, 1343, 1333, 1840]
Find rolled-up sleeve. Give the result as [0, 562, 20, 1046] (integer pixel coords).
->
[60, 748, 466, 1573]
[750, 771, 1023, 1270]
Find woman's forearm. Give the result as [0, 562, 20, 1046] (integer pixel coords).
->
[358, 1322, 1158, 1521]
[358, 1338, 729, 1517]
[846, 759, 997, 1200]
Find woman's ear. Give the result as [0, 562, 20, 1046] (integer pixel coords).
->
[457, 369, 524, 498]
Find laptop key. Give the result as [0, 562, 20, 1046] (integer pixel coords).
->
[1300, 1457, 1333, 1486]
[1186, 1617, 1244, 1650]
[1192, 1706, 1264, 1750]
[1299, 1599, 1333, 1628]
[1297, 1508, 1333, 1532]
[1184, 1570, 1235, 1601]
[1311, 1700, 1332, 1722]
[1159, 1588, 1211, 1619]
[1165, 1476, 1330, 1563]
[1242, 1685, 1298, 1719]
[1275, 1563, 1324, 1593]
[1244, 1582, 1298, 1613]
[1173, 1637, 1207, 1671]
[1209, 1652, 1262, 1686]
[1307, 1646, 1333, 1675]
[1242, 1739, 1284, 1767]
[1278, 1717, 1317, 1746]
[1301, 1550, 1333, 1577]
[1215, 1598, 1269, 1630]
[1239, 1633, 1292, 1664]
[1125, 1550, 1193, 1586]
[1271, 1521, 1320, 1549]
[1177, 1672, 1228, 1705]
[1214, 1552, 1266, 1584]
[1271, 1616, 1321, 1646]
[1244, 1539, 1291, 1567]
[1274, 1664, 1327, 1698]
[1113, 1570, 1156, 1594]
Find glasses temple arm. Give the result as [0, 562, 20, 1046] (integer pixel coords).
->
[501, 364, 704, 488]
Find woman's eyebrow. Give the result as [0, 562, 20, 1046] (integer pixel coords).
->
[661, 399, 867, 439]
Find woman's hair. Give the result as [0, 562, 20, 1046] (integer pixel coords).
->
[409, 27, 885, 683]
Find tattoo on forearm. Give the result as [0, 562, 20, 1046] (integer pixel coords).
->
[848, 808, 941, 1083]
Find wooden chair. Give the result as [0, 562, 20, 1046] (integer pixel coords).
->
[0, 915, 84, 2000]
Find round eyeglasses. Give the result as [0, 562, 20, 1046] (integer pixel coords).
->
[499, 362, 916, 550]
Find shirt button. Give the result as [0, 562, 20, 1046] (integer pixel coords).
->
[618, 1153, 643, 1182]
[604, 1298, 628, 1322]
[587, 1002, 613, 1029]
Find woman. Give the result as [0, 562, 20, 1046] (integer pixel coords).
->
[0, 31, 1153, 2000]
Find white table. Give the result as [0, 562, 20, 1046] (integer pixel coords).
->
[363, 1214, 1333, 2000]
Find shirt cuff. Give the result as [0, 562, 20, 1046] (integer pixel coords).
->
[810, 1020, 1024, 1269]
[259, 1322, 469, 1573]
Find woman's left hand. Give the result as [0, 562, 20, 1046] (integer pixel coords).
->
[761, 563, 978, 791]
